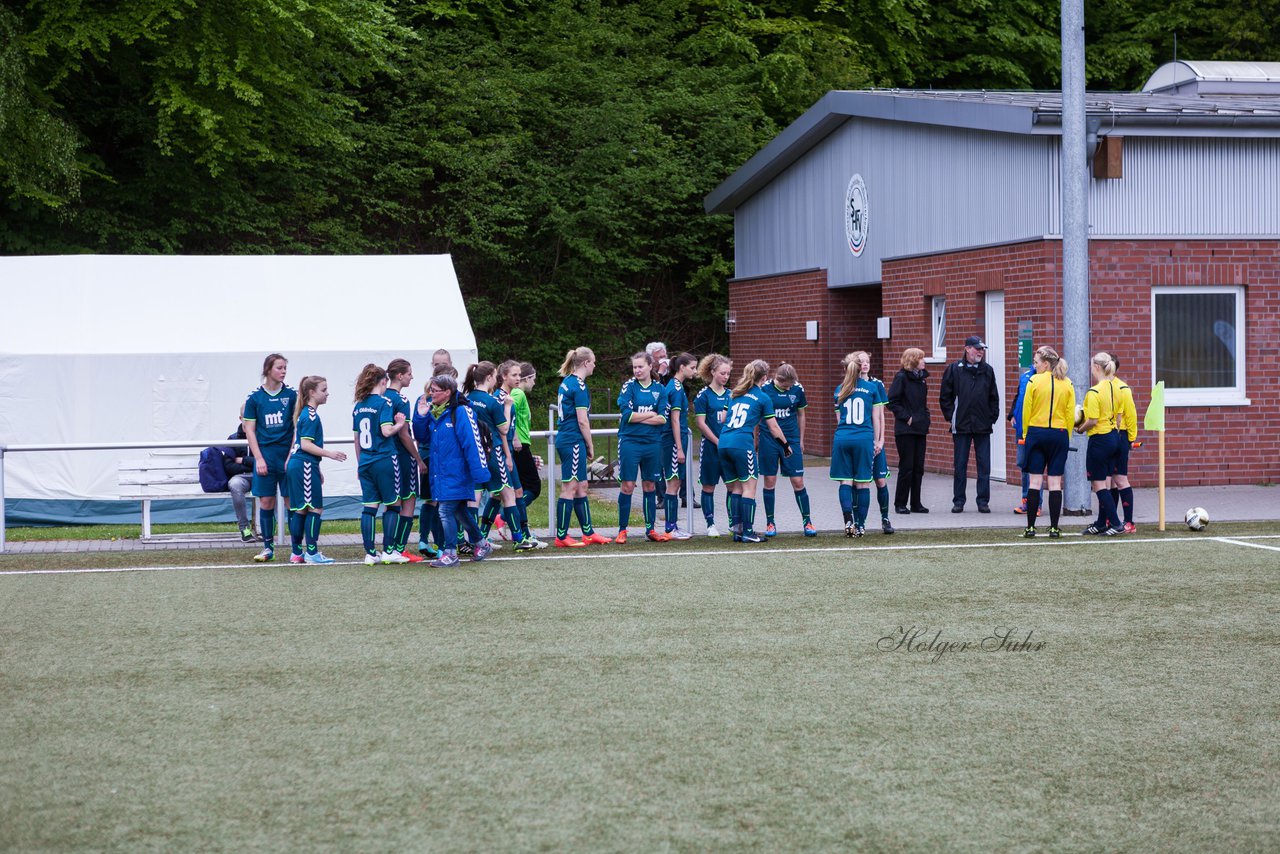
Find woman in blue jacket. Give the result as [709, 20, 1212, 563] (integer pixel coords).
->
[424, 373, 493, 567]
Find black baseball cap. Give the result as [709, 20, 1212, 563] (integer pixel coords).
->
[964, 335, 988, 349]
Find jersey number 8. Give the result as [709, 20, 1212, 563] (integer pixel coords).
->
[358, 417, 374, 450]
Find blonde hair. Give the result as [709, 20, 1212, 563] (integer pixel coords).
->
[1036, 346, 1070, 381]
[559, 347, 594, 377]
[836, 353, 863, 403]
[901, 348, 925, 371]
[1092, 351, 1116, 378]
[697, 353, 731, 385]
[774, 363, 799, 386]
[731, 359, 770, 397]
[299, 375, 326, 406]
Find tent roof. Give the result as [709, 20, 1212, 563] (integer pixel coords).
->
[1, 255, 476, 355]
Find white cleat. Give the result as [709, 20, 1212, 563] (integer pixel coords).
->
[669, 528, 692, 540]
[381, 551, 411, 564]
[706, 525, 721, 538]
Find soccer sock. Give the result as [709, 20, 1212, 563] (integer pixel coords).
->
[574, 497, 595, 536]
[742, 497, 757, 536]
[397, 513, 415, 552]
[839, 484, 853, 524]
[1095, 489, 1120, 529]
[855, 488, 871, 527]
[877, 483, 891, 520]
[762, 488, 776, 524]
[1026, 488, 1042, 526]
[618, 492, 633, 532]
[728, 493, 741, 531]
[289, 510, 305, 556]
[502, 505, 523, 543]
[419, 502, 434, 549]
[1119, 487, 1134, 524]
[1049, 490, 1063, 529]
[259, 507, 276, 552]
[515, 498, 530, 538]
[383, 510, 400, 552]
[702, 490, 715, 526]
[726, 492, 735, 529]
[556, 498, 573, 539]
[305, 512, 321, 554]
[665, 493, 679, 531]
[1110, 487, 1121, 516]
[479, 495, 501, 536]
[467, 505, 481, 538]
[360, 507, 378, 555]
[642, 490, 657, 533]
[795, 488, 812, 524]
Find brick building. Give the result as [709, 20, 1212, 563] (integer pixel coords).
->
[705, 62, 1280, 487]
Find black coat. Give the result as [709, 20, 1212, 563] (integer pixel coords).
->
[938, 358, 1000, 435]
[887, 368, 931, 436]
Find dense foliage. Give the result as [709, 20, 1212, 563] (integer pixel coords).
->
[3, 0, 1276, 380]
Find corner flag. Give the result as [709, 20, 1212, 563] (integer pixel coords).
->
[1143, 381, 1165, 431]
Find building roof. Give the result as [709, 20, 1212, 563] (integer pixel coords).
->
[706, 88, 1280, 214]
[1144, 60, 1280, 96]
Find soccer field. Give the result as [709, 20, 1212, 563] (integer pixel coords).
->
[2, 530, 1278, 851]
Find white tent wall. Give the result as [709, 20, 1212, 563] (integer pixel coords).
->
[0, 255, 477, 525]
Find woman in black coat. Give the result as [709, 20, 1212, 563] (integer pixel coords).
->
[886, 348, 931, 513]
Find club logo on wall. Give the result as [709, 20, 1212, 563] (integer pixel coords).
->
[845, 173, 868, 257]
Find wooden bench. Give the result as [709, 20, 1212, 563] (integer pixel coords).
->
[118, 453, 256, 543]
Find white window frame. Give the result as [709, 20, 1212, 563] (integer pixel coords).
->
[927, 296, 947, 363]
[1151, 285, 1249, 407]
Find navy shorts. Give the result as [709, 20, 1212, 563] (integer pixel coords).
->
[286, 457, 322, 512]
[618, 438, 663, 484]
[1112, 436, 1131, 476]
[1025, 427, 1069, 477]
[830, 435, 873, 483]
[699, 438, 724, 487]
[661, 433, 693, 481]
[759, 436, 803, 478]
[359, 456, 401, 507]
[251, 449, 289, 499]
[484, 447, 516, 494]
[397, 451, 420, 500]
[718, 445, 759, 483]
[1086, 431, 1120, 481]
[873, 447, 889, 481]
[556, 438, 589, 482]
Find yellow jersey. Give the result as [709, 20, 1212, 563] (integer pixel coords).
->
[1082, 378, 1123, 436]
[1022, 371, 1076, 438]
[1113, 378, 1138, 442]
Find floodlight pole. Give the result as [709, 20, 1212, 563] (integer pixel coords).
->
[1061, 0, 1092, 513]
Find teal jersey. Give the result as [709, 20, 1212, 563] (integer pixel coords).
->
[665, 377, 692, 437]
[243, 384, 298, 457]
[760, 381, 807, 443]
[694, 386, 731, 438]
[555, 375, 591, 445]
[387, 388, 414, 457]
[468, 388, 507, 438]
[353, 393, 397, 463]
[617, 378, 669, 444]
[292, 406, 325, 463]
[834, 378, 886, 440]
[718, 387, 776, 451]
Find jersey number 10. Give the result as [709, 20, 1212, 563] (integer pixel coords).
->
[841, 397, 866, 426]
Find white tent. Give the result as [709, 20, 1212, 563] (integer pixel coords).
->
[0, 255, 477, 525]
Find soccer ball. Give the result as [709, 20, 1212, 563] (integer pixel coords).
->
[1184, 507, 1210, 531]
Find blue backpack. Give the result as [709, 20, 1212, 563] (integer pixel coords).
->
[198, 446, 232, 493]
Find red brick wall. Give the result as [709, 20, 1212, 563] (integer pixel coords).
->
[729, 239, 1280, 487]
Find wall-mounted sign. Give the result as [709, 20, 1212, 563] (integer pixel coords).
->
[845, 173, 868, 257]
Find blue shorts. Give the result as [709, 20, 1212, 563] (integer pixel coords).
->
[359, 457, 401, 507]
[618, 438, 663, 484]
[661, 433, 692, 481]
[286, 457, 323, 511]
[1025, 427, 1069, 477]
[759, 436, 804, 478]
[718, 445, 759, 483]
[556, 438, 589, 482]
[873, 447, 889, 480]
[251, 448, 289, 499]
[699, 438, 723, 487]
[397, 451, 420, 500]
[1086, 431, 1120, 481]
[484, 448, 515, 494]
[1112, 436, 1131, 476]
[830, 436, 873, 482]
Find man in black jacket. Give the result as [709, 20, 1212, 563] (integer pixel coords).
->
[938, 335, 1000, 513]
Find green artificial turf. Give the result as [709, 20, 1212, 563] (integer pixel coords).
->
[1, 533, 1277, 851]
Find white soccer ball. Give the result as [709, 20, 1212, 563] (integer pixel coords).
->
[1184, 506, 1209, 531]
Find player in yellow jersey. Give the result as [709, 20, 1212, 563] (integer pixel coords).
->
[1076, 353, 1125, 535]
[1107, 354, 1139, 532]
[1020, 346, 1075, 538]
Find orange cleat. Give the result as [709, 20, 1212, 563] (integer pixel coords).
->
[554, 536, 587, 548]
[581, 532, 613, 545]
[614, 530, 629, 544]
[646, 530, 672, 542]
[401, 551, 425, 563]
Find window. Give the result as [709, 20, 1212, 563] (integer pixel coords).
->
[1152, 286, 1248, 406]
[929, 296, 947, 362]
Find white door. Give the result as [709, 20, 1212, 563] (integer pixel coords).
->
[985, 291, 1006, 480]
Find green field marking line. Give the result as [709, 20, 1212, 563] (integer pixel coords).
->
[2, 534, 1276, 577]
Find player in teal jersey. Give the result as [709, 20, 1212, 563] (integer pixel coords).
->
[552, 347, 611, 547]
[662, 353, 698, 539]
[465, 361, 529, 551]
[615, 351, 672, 543]
[694, 353, 733, 537]
[718, 360, 793, 543]
[352, 363, 406, 564]
[386, 359, 429, 562]
[831, 352, 886, 538]
[759, 363, 815, 537]
[285, 376, 348, 564]
[243, 353, 299, 562]
[854, 354, 896, 535]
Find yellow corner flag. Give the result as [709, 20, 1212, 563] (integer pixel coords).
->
[1144, 380, 1165, 432]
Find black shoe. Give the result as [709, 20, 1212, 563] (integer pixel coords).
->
[978, 505, 991, 514]
[1082, 524, 1102, 535]
[951, 505, 964, 513]
[895, 506, 911, 515]
[882, 519, 895, 535]
[911, 506, 930, 514]
[680, 496, 688, 508]
[692, 498, 701, 509]
[1022, 526, 1036, 538]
